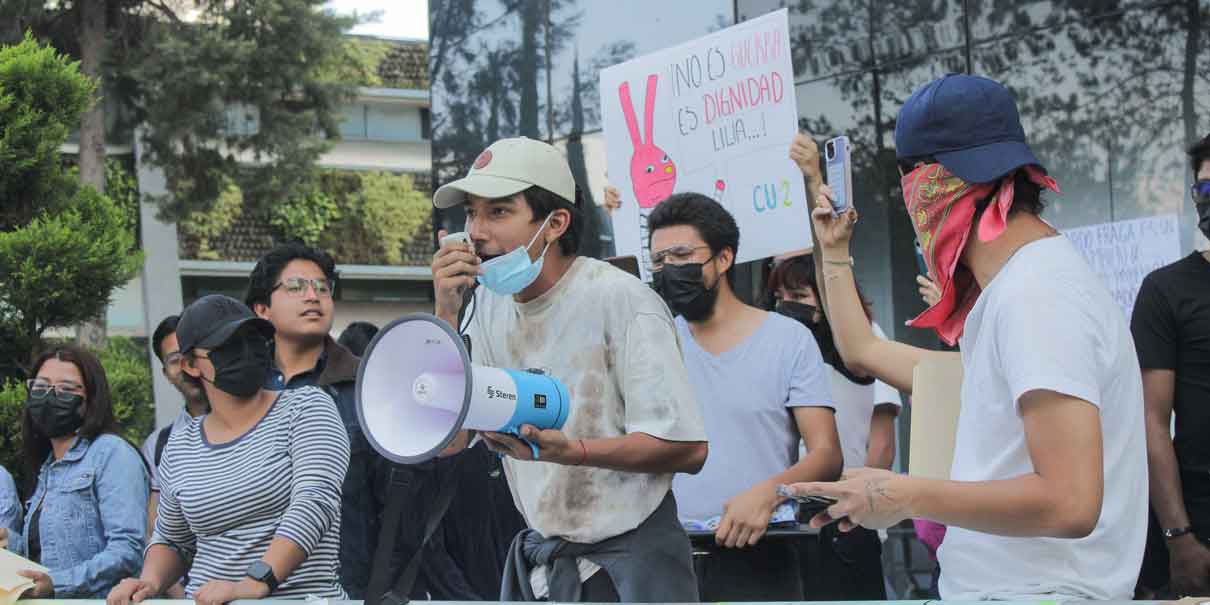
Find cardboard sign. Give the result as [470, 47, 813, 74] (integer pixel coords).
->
[1064, 215, 1181, 318]
[907, 355, 964, 480]
[600, 9, 809, 280]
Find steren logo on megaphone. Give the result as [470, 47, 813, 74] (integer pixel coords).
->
[486, 386, 516, 401]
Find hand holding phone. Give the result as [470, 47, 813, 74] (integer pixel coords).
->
[824, 136, 853, 215]
[777, 484, 841, 519]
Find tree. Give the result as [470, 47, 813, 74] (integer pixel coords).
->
[0, 0, 359, 220]
[0, 34, 142, 381]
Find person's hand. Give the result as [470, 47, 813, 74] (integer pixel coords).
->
[193, 579, 269, 605]
[17, 570, 53, 598]
[0, 527, 8, 550]
[106, 578, 161, 605]
[917, 274, 941, 307]
[482, 425, 576, 464]
[603, 186, 622, 215]
[784, 467, 909, 532]
[431, 239, 480, 324]
[716, 482, 780, 548]
[790, 132, 822, 184]
[1168, 534, 1210, 596]
[811, 184, 858, 256]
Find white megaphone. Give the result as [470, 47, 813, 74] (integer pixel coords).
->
[355, 313, 572, 464]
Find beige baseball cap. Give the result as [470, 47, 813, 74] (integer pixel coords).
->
[433, 137, 577, 209]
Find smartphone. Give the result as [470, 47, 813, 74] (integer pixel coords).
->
[914, 238, 930, 276]
[605, 255, 641, 279]
[824, 136, 853, 214]
[776, 484, 838, 517]
[440, 231, 474, 255]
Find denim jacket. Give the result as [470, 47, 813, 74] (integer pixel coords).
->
[0, 466, 22, 545]
[16, 434, 149, 598]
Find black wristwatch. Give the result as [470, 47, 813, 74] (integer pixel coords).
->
[246, 560, 279, 593]
[1163, 526, 1194, 540]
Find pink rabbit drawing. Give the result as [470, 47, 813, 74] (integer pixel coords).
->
[619, 74, 676, 209]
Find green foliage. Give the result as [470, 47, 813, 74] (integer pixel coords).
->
[0, 378, 26, 487]
[316, 38, 392, 88]
[128, 1, 358, 222]
[98, 337, 156, 448]
[105, 158, 141, 243]
[177, 178, 243, 260]
[0, 337, 155, 493]
[0, 34, 142, 379]
[312, 171, 430, 265]
[269, 184, 343, 246]
[355, 172, 431, 265]
[0, 32, 95, 228]
[0, 185, 143, 345]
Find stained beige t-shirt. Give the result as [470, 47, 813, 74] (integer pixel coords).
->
[466, 256, 707, 544]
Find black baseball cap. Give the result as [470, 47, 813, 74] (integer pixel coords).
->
[177, 294, 275, 355]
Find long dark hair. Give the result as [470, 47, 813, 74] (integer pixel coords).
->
[21, 345, 122, 491]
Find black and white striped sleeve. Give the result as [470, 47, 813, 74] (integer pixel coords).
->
[274, 390, 350, 556]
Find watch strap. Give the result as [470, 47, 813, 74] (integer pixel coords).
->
[247, 560, 279, 592]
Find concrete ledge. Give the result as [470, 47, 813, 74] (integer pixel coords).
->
[179, 260, 432, 281]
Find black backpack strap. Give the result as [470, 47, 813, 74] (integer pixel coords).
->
[154, 424, 174, 468]
[367, 454, 464, 605]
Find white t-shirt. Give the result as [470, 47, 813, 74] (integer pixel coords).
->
[938, 235, 1147, 601]
[829, 322, 903, 469]
[466, 256, 708, 544]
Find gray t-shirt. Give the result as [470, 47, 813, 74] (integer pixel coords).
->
[672, 312, 834, 522]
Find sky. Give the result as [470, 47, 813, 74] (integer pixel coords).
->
[326, 0, 429, 40]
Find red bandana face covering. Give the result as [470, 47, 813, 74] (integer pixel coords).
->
[902, 163, 1060, 345]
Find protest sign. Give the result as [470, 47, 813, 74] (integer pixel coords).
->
[600, 9, 807, 279]
[1064, 215, 1181, 317]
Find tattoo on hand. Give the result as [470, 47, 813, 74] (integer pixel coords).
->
[864, 478, 896, 511]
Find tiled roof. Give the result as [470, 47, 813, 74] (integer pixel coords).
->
[179, 171, 434, 267]
[377, 40, 428, 90]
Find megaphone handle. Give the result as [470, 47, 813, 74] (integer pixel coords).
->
[505, 427, 543, 460]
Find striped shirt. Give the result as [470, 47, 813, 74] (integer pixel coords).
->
[150, 387, 350, 598]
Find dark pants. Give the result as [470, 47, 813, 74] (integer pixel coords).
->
[1137, 470, 1210, 597]
[580, 571, 621, 602]
[691, 537, 805, 601]
[799, 524, 887, 601]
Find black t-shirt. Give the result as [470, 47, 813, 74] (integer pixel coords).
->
[1131, 252, 1210, 472]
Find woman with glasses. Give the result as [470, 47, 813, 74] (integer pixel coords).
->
[107, 294, 349, 605]
[6, 345, 149, 599]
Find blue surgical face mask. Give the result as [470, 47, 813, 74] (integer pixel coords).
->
[478, 214, 553, 295]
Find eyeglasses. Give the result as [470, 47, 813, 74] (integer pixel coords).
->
[26, 379, 84, 400]
[273, 277, 335, 298]
[650, 245, 711, 271]
[163, 351, 183, 367]
[1192, 180, 1210, 204]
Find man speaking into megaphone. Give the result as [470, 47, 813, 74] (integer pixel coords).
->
[430, 137, 709, 603]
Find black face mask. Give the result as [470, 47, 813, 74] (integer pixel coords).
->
[774, 300, 874, 386]
[26, 391, 85, 438]
[652, 262, 720, 322]
[1197, 201, 1210, 241]
[204, 333, 271, 399]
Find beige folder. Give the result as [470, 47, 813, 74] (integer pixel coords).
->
[908, 355, 964, 480]
[0, 548, 48, 605]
